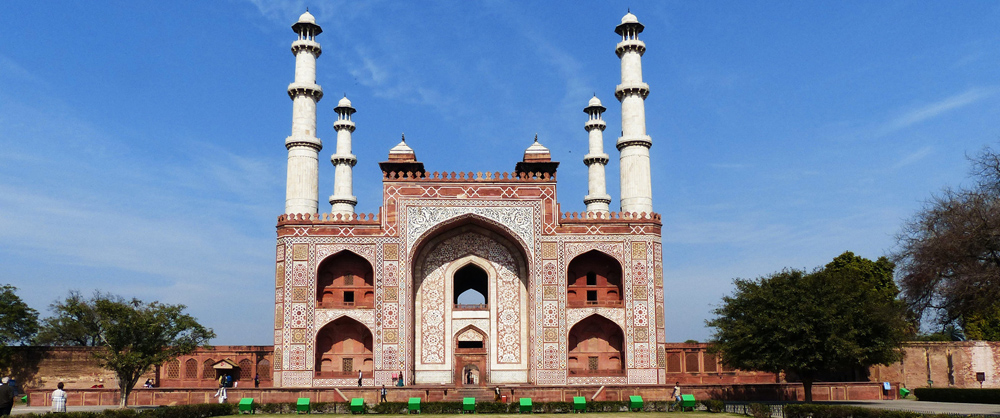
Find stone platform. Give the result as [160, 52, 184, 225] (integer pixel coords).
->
[25, 382, 887, 407]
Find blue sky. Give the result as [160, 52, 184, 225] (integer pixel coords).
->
[1, 1, 998, 345]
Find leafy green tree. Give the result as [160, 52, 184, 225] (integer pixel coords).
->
[963, 302, 1000, 341]
[35, 290, 109, 346]
[0, 284, 39, 370]
[707, 252, 910, 402]
[895, 144, 1000, 337]
[90, 297, 214, 408]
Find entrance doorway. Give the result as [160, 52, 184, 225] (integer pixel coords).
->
[454, 327, 487, 386]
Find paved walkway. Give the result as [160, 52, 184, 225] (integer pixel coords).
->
[824, 400, 1000, 416]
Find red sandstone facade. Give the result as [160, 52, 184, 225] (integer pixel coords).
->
[274, 164, 667, 388]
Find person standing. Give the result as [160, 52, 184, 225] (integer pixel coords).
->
[0, 377, 14, 417]
[357, 370, 363, 387]
[494, 386, 501, 402]
[380, 385, 387, 403]
[51, 382, 67, 413]
[671, 382, 681, 411]
[254, 374, 260, 388]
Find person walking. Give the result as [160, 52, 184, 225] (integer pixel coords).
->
[51, 382, 67, 413]
[358, 370, 363, 387]
[380, 385, 387, 403]
[0, 377, 14, 417]
[494, 386, 501, 402]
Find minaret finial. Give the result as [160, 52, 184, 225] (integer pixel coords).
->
[401, 133, 406, 142]
[534, 133, 538, 143]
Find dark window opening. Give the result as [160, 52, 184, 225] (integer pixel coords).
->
[587, 290, 597, 302]
[586, 271, 597, 286]
[453, 264, 489, 305]
[457, 341, 484, 349]
[344, 291, 355, 303]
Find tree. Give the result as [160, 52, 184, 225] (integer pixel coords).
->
[707, 252, 910, 402]
[0, 284, 39, 370]
[895, 145, 1000, 338]
[35, 290, 109, 346]
[91, 297, 214, 408]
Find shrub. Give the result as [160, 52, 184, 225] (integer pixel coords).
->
[13, 403, 236, 418]
[701, 399, 725, 413]
[912, 388, 1000, 404]
[748, 403, 771, 418]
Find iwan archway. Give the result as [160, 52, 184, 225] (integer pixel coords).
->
[411, 220, 530, 385]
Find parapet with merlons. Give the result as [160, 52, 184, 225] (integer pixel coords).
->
[383, 170, 556, 182]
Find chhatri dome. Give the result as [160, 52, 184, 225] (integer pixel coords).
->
[297, 11, 316, 24]
[620, 12, 639, 24]
[337, 96, 352, 108]
[523, 134, 552, 162]
[588, 95, 603, 107]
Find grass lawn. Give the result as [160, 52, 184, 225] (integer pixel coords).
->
[222, 413, 742, 418]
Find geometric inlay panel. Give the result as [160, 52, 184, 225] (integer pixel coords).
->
[292, 244, 309, 261]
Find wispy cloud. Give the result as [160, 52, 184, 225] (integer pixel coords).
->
[892, 145, 934, 169]
[878, 87, 996, 135]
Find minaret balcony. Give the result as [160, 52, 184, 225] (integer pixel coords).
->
[614, 83, 649, 100]
[583, 153, 609, 165]
[615, 39, 646, 57]
[615, 135, 652, 151]
[584, 194, 612, 206]
[584, 119, 607, 131]
[333, 120, 356, 132]
[285, 135, 322, 150]
[330, 154, 358, 167]
[287, 82, 324, 100]
[291, 39, 322, 56]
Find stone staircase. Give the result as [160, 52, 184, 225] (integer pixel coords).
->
[440, 387, 497, 402]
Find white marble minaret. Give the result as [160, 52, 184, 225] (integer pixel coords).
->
[284, 11, 324, 215]
[615, 12, 653, 214]
[583, 95, 611, 214]
[329, 96, 358, 215]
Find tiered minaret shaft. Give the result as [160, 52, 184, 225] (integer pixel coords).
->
[284, 12, 324, 215]
[615, 13, 653, 214]
[584, 96, 611, 213]
[329, 97, 358, 215]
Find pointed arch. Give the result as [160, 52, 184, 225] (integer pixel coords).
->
[316, 250, 375, 308]
[315, 316, 373, 378]
[567, 314, 625, 376]
[410, 214, 531, 277]
[567, 250, 623, 307]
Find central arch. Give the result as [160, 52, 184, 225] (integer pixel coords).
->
[411, 220, 530, 385]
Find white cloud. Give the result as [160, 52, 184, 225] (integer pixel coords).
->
[879, 87, 996, 135]
[892, 145, 934, 169]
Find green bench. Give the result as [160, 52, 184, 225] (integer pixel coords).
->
[238, 398, 254, 414]
[351, 398, 365, 414]
[296, 398, 310, 414]
[573, 396, 586, 412]
[519, 398, 532, 413]
[463, 397, 476, 413]
[629, 395, 643, 411]
[408, 397, 421, 414]
[680, 394, 696, 412]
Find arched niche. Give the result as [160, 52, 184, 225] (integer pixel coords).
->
[317, 251, 375, 308]
[314, 316, 373, 378]
[454, 263, 488, 308]
[567, 315, 625, 376]
[566, 250, 623, 307]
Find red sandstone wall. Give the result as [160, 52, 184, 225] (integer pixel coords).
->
[869, 341, 1000, 389]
